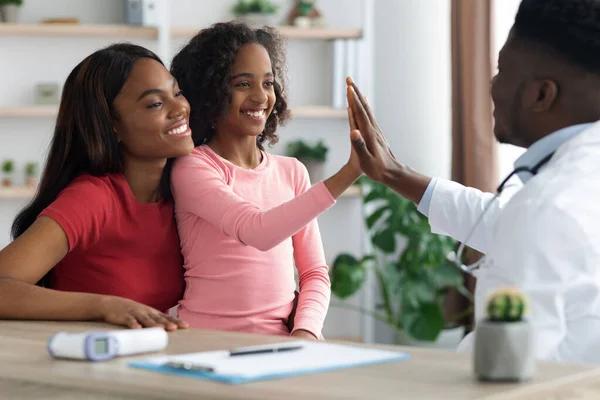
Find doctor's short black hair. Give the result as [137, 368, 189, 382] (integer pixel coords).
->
[513, 0, 600, 75]
[170, 22, 290, 149]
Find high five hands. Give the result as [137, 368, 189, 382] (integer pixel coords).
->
[345, 77, 397, 184]
[345, 76, 431, 204]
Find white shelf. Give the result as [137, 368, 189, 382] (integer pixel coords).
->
[0, 23, 158, 39]
[0, 23, 362, 41]
[0, 106, 57, 118]
[0, 105, 347, 120]
[0, 186, 36, 199]
[172, 25, 362, 40]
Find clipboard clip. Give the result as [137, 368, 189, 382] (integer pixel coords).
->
[163, 361, 215, 373]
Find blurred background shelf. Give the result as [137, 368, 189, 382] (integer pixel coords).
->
[0, 186, 36, 199]
[0, 105, 57, 118]
[0, 23, 361, 41]
[0, 105, 347, 119]
[0, 23, 158, 38]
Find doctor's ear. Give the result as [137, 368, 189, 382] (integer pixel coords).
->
[530, 79, 559, 113]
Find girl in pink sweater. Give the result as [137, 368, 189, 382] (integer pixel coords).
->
[169, 22, 362, 340]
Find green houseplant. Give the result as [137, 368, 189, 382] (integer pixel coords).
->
[330, 177, 473, 343]
[2, 159, 14, 187]
[231, 0, 278, 27]
[285, 139, 328, 183]
[25, 161, 38, 187]
[0, 0, 23, 23]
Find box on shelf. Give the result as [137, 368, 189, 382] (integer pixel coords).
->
[125, 0, 164, 27]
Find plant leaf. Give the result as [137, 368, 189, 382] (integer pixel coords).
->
[366, 206, 388, 230]
[330, 254, 366, 299]
[402, 302, 445, 342]
[372, 228, 396, 253]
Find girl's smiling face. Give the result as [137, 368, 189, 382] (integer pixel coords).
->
[215, 43, 276, 139]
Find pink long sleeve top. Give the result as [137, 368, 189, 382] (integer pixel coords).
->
[170, 145, 334, 338]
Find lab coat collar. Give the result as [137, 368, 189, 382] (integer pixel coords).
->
[514, 123, 594, 183]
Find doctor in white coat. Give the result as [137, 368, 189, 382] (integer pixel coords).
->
[346, 0, 600, 363]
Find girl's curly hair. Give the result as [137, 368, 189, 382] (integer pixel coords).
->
[170, 22, 291, 149]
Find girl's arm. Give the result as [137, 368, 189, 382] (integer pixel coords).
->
[288, 163, 332, 339]
[172, 154, 358, 252]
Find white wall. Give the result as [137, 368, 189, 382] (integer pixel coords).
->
[370, 0, 452, 343]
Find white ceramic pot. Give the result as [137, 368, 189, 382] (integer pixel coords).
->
[395, 326, 465, 349]
[294, 16, 311, 28]
[474, 320, 535, 381]
[299, 160, 325, 184]
[1, 5, 20, 23]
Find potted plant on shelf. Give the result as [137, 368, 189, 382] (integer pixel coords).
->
[286, 0, 325, 28]
[231, 0, 278, 28]
[474, 287, 535, 381]
[2, 159, 14, 187]
[0, 0, 23, 23]
[285, 139, 328, 183]
[330, 177, 473, 347]
[24, 162, 38, 188]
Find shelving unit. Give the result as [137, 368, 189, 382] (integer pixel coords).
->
[0, 23, 158, 39]
[0, 23, 361, 41]
[172, 25, 362, 40]
[0, 105, 346, 119]
[0, 186, 36, 199]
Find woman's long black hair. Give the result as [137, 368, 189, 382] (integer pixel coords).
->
[11, 44, 169, 285]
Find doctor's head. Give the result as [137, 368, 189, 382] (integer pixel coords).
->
[491, 0, 600, 147]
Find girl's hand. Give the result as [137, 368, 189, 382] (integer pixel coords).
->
[97, 296, 189, 331]
[347, 106, 363, 176]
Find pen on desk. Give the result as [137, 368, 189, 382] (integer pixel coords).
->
[229, 345, 303, 357]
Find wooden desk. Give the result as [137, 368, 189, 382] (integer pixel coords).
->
[1, 321, 599, 399]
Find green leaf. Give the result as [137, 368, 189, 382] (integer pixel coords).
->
[402, 278, 436, 308]
[402, 302, 445, 342]
[366, 206, 388, 230]
[434, 262, 463, 288]
[374, 265, 394, 322]
[330, 254, 366, 299]
[363, 189, 381, 204]
[372, 228, 396, 253]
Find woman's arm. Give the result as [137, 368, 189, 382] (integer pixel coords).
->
[172, 154, 359, 252]
[0, 218, 186, 331]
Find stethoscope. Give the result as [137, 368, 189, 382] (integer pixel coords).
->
[446, 151, 556, 275]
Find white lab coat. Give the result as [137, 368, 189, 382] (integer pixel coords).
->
[427, 122, 600, 363]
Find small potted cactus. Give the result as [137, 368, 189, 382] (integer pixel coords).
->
[474, 287, 536, 381]
[2, 159, 14, 187]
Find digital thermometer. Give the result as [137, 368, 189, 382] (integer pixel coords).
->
[47, 327, 168, 361]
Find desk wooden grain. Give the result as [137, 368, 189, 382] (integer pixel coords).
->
[0, 321, 599, 399]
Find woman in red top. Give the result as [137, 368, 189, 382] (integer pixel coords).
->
[0, 43, 193, 330]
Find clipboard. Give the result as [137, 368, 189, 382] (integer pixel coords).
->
[128, 340, 410, 384]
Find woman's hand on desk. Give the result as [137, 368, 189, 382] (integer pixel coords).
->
[97, 296, 189, 331]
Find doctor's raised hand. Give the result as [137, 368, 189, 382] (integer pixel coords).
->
[345, 77, 432, 205]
